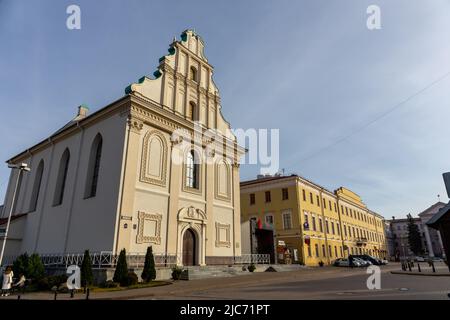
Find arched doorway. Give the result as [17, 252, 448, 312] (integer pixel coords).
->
[183, 229, 196, 266]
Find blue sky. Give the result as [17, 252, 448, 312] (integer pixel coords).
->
[1, 0, 450, 218]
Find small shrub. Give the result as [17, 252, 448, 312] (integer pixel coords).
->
[113, 249, 128, 286]
[100, 280, 119, 288]
[318, 261, 324, 267]
[125, 272, 139, 286]
[58, 282, 69, 293]
[171, 266, 183, 280]
[248, 264, 256, 272]
[13, 253, 29, 278]
[37, 275, 67, 291]
[80, 250, 94, 288]
[28, 254, 45, 281]
[141, 246, 156, 283]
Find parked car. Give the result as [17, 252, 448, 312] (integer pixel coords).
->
[432, 257, 444, 262]
[333, 258, 362, 267]
[353, 255, 382, 265]
[414, 256, 425, 262]
[333, 258, 350, 267]
[353, 257, 371, 267]
[380, 259, 389, 265]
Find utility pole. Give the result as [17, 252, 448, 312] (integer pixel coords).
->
[0, 163, 30, 267]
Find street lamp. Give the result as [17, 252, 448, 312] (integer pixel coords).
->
[0, 163, 30, 267]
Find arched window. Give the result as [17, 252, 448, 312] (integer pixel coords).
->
[190, 66, 197, 82]
[85, 134, 103, 198]
[29, 160, 44, 212]
[187, 101, 198, 121]
[215, 159, 231, 200]
[185, 150, 199, 189]
[53, 148, 70, 206]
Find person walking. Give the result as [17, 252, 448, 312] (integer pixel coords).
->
[13, 274, 26, 295]
[1, 267, 14, 297]
[349, 254, 354, 269]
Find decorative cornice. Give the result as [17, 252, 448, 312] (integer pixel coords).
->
[127, 116, 143, 134]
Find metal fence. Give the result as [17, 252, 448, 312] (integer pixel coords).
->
[234, 254, 270, 265]
[6, 251, 179, 269]
[3, 252, 269, 268]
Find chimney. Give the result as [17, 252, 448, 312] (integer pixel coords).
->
[75, 104, 89, 121]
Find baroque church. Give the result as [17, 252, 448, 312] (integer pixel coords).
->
[1, 30, 245, 266]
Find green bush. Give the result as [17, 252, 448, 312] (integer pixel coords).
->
[141, 246, 156, 283]
[80, 250, 94, 288]
[27, 254, 45, 281]
[13, 253, 29, 278]
[125, 272, 139, 286]
[248, 264, 256, 272]
[171, 266, 183, 280]
[100, 280, 119, 288]
[37, 275, 68, 291]
[12, 253, 45, 283]
[113, 249, 128, 286]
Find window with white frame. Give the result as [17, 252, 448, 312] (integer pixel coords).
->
[282, 210, 292, 230]
[185, 150, 199, 189]
[265, 214, 274, 225]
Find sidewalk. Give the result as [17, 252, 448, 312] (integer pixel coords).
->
[0, 264, 400, 300]
[390, 262, 449, 276]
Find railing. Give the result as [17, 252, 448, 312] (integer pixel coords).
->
[234, 254, 270, 265]
[355, 238, 368, 246]
[16, 252, 179, 269]
[4, 252, 270, 268]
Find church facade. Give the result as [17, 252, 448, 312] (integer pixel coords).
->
[1, 30, 245, 266]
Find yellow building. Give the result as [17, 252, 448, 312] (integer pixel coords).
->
[240, 174, 387, 266]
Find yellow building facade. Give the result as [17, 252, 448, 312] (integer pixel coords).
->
[240, 175, 387, 266]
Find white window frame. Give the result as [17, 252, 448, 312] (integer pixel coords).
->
[282, 210, 292, 230]
[265, 213, 274, 225]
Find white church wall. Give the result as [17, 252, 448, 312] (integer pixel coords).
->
[65, 112, 127, 253]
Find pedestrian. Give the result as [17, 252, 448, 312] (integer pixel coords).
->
[13, 274, 26, 294]
[349, 254, 354, 269]
[1, 266, 14, 297]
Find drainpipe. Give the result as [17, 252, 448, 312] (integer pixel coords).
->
[336, 197, 346, 258]
[319, 189, 330, 265]
[296, 178, 305, 265]
[164, 142, 174, 266]
[114, 117, 131, 255]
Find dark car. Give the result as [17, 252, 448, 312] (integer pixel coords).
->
[353, 255, 382, 265]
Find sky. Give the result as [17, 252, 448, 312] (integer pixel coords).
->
[1, 0, 450, 219]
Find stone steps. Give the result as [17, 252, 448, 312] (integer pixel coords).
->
[179, 264, 307, 280]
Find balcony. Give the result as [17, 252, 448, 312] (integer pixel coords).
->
[355, 238, 368, 246]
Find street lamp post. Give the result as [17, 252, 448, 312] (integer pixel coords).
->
[0, 163, 30, 267]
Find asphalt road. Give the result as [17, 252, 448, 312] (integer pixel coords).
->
[139, 264, 450, 300]
[2, 263, 449, 300]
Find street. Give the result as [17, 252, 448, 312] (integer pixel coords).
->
[3, 263, 449, 300]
